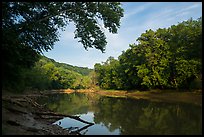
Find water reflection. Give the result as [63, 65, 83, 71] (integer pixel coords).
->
[37, 92, 202, 135]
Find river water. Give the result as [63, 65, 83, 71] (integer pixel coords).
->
[37, 92, 202, 135]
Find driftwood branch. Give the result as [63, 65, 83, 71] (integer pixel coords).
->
[2, 96, 44, 109]
[3, 95, 94, 135]
[35, 112, 94, 125]
[71, 124, 93, 135]
[2, 98, 25, 107]
[6, 107, 28, 114]
[64, 124, 93, 135]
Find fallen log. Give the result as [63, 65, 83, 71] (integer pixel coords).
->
[34, 112, 94, 125]
[71, 124, 93, 134]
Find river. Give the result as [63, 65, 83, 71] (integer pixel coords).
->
[37, 92, 202, 135]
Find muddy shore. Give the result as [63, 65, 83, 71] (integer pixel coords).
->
[2, 92, 78, 135]
[63, 89, 202, 106]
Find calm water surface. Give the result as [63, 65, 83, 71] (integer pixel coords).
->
[37, 92, 202, 135]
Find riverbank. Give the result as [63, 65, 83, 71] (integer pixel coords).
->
[62, 88, 202, 106]
[2, 91, 84, 135]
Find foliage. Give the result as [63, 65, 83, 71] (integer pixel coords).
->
[2, 2, 124, 91]
[94, 17, 202, 90]
[18, 56, 93, 90]
[94, 57, 123, 89]
[2, 2, 123, 52]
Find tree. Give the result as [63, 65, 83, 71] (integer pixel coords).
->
[167, 18, 202, 88]
[118, 45, 145, 89]
[2, 2, 124, 90]
[94, 17, 202, 90]
[136, 29, 171, 89]
[2, 2, 123, 53]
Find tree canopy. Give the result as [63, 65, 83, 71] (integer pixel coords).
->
[94, 17, 202, 90]
[2, 2, 123, 53]
[2, 2, 124, 90]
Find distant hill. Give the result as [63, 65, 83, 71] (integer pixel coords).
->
[41, 56, 93, 76]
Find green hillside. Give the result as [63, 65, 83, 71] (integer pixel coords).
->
[4, 55, 94, 91]
[41, 56, 92, 76]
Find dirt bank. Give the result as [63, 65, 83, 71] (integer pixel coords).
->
[2, 92, 81, 135]
[63, 89, 202, 106]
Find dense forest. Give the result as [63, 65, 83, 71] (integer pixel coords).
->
[5, 55, 93, 91]
[94, 17, 202, 90]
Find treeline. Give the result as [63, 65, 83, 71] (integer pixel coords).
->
[40, 56, 92, 76]
[94, 17, 202, 90]
[4, 56, 94, 91]
[25, 56, 94, 90]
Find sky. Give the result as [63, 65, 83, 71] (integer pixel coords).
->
[43, 2, 202, 69]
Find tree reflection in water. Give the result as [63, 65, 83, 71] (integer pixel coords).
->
[37, 93, 202, 135]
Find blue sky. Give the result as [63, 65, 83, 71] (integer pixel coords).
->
[43, 2, 202, 69]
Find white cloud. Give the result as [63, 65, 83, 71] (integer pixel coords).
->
[122, 2, 156, 22]
[123, 2, 202, 35]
